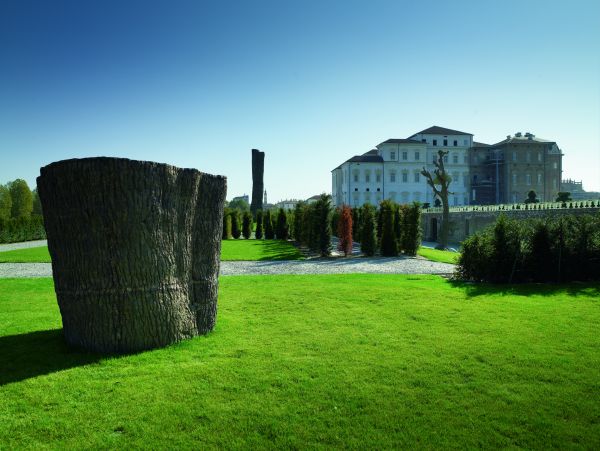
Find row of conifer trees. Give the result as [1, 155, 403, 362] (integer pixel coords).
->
[222, 208, 291, 240]
[221, 195, 423, 258]
[331, 200, 422, 257]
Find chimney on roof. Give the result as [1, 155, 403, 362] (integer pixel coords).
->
[507, 135, 511, 139]
[515, 132, 522, 137]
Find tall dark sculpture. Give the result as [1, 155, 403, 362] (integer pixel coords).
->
[250, 148, 265, 214]
[37, 157, 227, 354]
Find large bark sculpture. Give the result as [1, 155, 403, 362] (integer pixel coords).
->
[37, 157, 227, 353]
[250, 148, 265, 215]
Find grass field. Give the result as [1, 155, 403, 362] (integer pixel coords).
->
[0, 246, 51, 263]
[220, 239, 303, 260]
[0, 240, 303, 263]
[1, 275, 599, 448]
[417, 247, 460, 264]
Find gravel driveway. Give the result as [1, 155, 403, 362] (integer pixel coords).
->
[0, 257, 454, 278]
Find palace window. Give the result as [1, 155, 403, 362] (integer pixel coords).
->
[526, 173, 531, 185]
[365, 171, 370, 183]
[537, 173, 542, 185]
[390, 151, 396, 160]
[390, 171, 396, 183]
[414, 172, 420, 183]
[453, 140, 458, 146]
[453, 154, 458, 164]
[443, 139, 448, 146]
[402, 151, 408, 161]
[415, 151, 420, 161]
[433, 139, 438, 146]
[402, 172, 408, 183]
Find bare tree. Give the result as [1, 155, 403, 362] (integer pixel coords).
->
[421, 150, 452, 250]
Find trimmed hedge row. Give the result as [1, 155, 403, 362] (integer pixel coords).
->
[0, 215, 46, 243]
[457, 213, 600, 283]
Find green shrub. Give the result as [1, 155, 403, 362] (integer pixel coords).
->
[457, 213, 600, 283]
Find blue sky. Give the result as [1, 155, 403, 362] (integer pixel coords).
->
[1, 0, 599, 201]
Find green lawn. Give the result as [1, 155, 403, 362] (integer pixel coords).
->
[0, 246, 52, 263]
[220, 239, 303, 260]
[417, 246, 460, 264]
[0, 240, 302, 263]
[1, 275, 599, 448]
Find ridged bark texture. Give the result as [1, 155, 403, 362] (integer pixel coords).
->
[250, 148, 264, 215]
[37, 157, 226, 354]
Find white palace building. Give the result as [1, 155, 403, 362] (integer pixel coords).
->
[332, 126, 472, 208]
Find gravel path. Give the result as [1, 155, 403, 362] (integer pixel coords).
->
[0, 257, 454, 278]
[0, 239, 47, 252]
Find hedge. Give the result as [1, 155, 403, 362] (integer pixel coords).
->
[0, 215, 46, 243]
[457, 213, 600, 283]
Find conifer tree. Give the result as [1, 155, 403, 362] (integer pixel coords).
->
[379, 200, 398, 256]
[360, 204, 377, 256]
[293, 202, 305, 242]
[222, 210, 232, 239]
[242, 211, 252, 239]
[255, 211, 263, 239]
[231, 210, 241, 239]
[315, 194, 332, 256]
[275, 208, 289, 240]
[337, 205, 353, 256]
[264, 210, 275, 239]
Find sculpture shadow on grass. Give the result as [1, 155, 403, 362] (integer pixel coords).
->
[0, 329, 105, 386]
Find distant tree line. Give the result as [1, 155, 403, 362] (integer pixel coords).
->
[0, 179, 46, 243]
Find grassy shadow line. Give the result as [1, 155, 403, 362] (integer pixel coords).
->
[448, 279, 600, 298]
